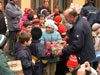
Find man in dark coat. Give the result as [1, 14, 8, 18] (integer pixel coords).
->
[57, 8, 96, 64]
[37, 0, 51, 17]
[0, 1, 7, 35]
[80, 0, 100, 26]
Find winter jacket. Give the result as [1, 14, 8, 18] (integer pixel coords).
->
[0, 50, 14, 75]
[62, 16, 96, 64]
[81, 2, 100, 26]
[0, 10, 7, 34]
[40, 30, 62, 63]
[30, 40, 47, 59]
[21, 13, 28, 21]
[40, 30, 62, 44]
[29, 40, 47, 75]
[15, 42, 34, 75]
[5, 1, 22, 31]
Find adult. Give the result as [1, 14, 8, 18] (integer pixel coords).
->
[5, 0, 22, 56]
[57, 8, 96, 64]
[0, 1, 7, 35]
[80, 0, 100, 26]
[37, 0, 51, 17]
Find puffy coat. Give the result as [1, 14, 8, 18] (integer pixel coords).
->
[29, 40, 47, 75]
[15, 42, 34, 75]
[40, 30, 62, 63]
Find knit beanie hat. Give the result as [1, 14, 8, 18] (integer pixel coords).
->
[24, 8, 33, 14]
[33, 19, 40, 25]
[45, 20, 58, 30]
[0, 35, 7, 49]
[66, 54, 79, 67]
[31, 27, 42, 40]
[58, 24, 67, 34]
[45, 19, 55, 28]
[92, 23, 100, 31]
[54, 15, 62, 26]
[27, 8, 34, 14]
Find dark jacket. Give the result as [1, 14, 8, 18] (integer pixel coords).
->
[0, 50, 14, 75]
[81, 2, 100, 26]
[37, 6, 51, 17]
[29, 40, 47, 75]
[15, 42, 34, 75]
[0, 10, 7, 34]
[30, 40, 47, 59]
[62, 16, 96, 64]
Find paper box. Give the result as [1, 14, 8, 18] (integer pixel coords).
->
[51, 44, 63, 56]
[8, 60, 24, 75]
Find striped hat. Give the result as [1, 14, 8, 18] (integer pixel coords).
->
[66, 54, 79, 67]
[0, 35, 7, 48]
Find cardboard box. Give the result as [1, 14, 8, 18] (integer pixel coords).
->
[8, 60, 24, 75]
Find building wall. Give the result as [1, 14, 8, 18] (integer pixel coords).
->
[21, 0, 31, 14]
[2, 0, 100, 14]
[72, 0, 85, 6]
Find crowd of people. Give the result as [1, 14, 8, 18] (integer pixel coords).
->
[0, 0, 100, 75]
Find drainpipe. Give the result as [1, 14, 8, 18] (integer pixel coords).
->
[51, 0, 53, 13]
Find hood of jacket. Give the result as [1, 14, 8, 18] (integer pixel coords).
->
[15, 41, 26, 53]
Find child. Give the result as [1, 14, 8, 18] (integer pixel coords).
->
[27, 13, 34, 23]
[66, 54, 80, 75]
[15, 32, 34, 75]
[92, 23, 100, 53]
[32, 18, 40, 28]
[54, 15, 68, 41]
[54, 16, 68, 75]
[66, 54, 97, 75]
[19, 13, 33, 31]
[30, 27, 47, 75]
[0, 34, 14, 75]
[22, 8, 33, 21]
[40, 19, 62, 75]
[21, 20, 32, 34]
[39, 14, 46, 31]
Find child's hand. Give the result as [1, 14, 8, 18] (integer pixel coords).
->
[32, 59, 35, 64]
[57, 48, 63, 55]
[60, 41, 66, 47]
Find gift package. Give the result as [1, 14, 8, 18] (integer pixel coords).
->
[45, 41, 63, 57]
[7, 60, 24, 75]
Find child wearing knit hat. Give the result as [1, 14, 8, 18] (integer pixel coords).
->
[40, 19, 61, 75]
[32, 18, 40, 28]
[54, 15, 68, 75]
[66, 54, 80, 75]
[0, 34, 14, 75]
